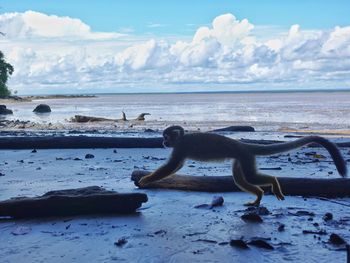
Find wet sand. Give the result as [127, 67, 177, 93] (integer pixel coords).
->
[0, 146, 349, 262]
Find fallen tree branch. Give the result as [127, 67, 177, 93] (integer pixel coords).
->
[131, 170, 350, 197]
[0, 136, 163, 149]
[0, 136, 349, 149]
[0, 186, 148, 218]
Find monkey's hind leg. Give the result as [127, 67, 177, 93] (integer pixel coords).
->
[239, 157, 285, 202]
[233, 160, 264, 206]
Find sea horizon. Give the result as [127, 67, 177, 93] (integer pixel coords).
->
[18, 87, 350, 97]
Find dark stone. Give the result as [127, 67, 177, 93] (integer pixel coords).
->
[329, 233, 346, 245]
[247, 239, 274, 250]
[323, 212, 333, 221]
[230, 239, 249, 249]
[278, 224, 285, 232]
[0, 105, 13, 115]
[241, 213, 263, 223]
[85, 154, 95, 159]
[114, 238, 128, 247]
[33, 104, 51, 113]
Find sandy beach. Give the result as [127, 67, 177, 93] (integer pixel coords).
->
[0, 93, 349, 262]
[0, 143, 349, 262]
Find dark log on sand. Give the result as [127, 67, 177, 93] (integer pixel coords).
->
[212, 126, 255, 132]
[0, 186, 148, 218]
[0, 136, 348, 149]
[71, 115, 117, 122]
[131, 170, 350, 197]
[0, 136, 163, 149]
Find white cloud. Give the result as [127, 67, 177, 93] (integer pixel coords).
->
[0, 10, 122, 40]
[0, 11, 350, 94]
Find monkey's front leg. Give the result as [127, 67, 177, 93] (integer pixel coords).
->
[138, 159, 184, 187]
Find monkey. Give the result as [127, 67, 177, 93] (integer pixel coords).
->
[138, 125, 347, 206]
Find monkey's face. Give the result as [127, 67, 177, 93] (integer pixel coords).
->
[162, 126, 184, 148]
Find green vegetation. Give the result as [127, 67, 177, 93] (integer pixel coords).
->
[0, 51, 14, 96]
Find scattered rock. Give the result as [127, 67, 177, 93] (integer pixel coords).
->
[113, 150, 117, 153]
[194, 239, 217, 244]
[74, 158, 83, 161]
[0, 172, 5, 176]
[245, 206, 270, 215]
[323, 212, 333, 221]
[154, 230, 167, 236]
[114, 237, 128, 247]
[194, 196, 224, 209]
[85, 154, 95, 159]
[33, 104, 51, 113]
[278, 223, 285, 232]
[302, 230, 327, 235]
[11, 226, 32, 235]
[209, 196, 224, 208]
[241, 213, 263, 223]
[289, 210, 315, 217]
[0, 105, 13, 115]
[136, 113, 150, 121]
[247, 239, 274, 250]
[329, 233, 346, 245]
[31, 149, 37, 153]
[230, 239, 249, 249]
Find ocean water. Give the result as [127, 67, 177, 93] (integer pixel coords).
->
[2, 91, 350, 132]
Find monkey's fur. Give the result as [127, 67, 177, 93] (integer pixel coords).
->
[138, 126, 347, 206]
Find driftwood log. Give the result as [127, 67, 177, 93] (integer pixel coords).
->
[132, 170, 350, 197]
[0, 136, 163, 149]
[0, 136, 349, 149]
[71, 115, 117, 122]
[0, 186, 148, 218]
[211, 126, 255, 132]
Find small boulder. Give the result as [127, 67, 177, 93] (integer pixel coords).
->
[33, 104, 51, 113]
[0, 105, 13, 115]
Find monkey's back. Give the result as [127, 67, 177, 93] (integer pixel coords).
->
[178, 133, 243, 161]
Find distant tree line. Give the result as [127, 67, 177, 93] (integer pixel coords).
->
[0, 50, 14, 96]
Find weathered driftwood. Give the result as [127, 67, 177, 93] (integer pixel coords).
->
[0, 186, 148, 218]
[0, 136, 163, 149]
[131, 170, 350, 197]
[71, 115, 117, 122]
[211, 126, 255, 132]
[0, 136, 349, 149]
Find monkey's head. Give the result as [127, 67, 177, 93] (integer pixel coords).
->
[162, 125, 185, 148]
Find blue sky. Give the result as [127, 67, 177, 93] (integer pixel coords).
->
[2, 0, 350, 35]
[1, 1, 350, 94]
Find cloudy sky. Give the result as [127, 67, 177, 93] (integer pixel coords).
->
[0, 0, 350, 94]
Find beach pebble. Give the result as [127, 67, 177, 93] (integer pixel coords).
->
[247, 239, 274, 250]
[229, 239, 249, 249]
[114, 238, 128, 247]
[0, 105, 13, 114]
[329, 233, 346, 245]
[11, 226, 32, 235]
[323, 212, 333, 221]
[241, 213, 263, 223]
[278, 223, 285, 232]
[85, 154, 95, 159]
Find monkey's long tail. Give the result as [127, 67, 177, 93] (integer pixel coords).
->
[243, 136, 347, 177]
